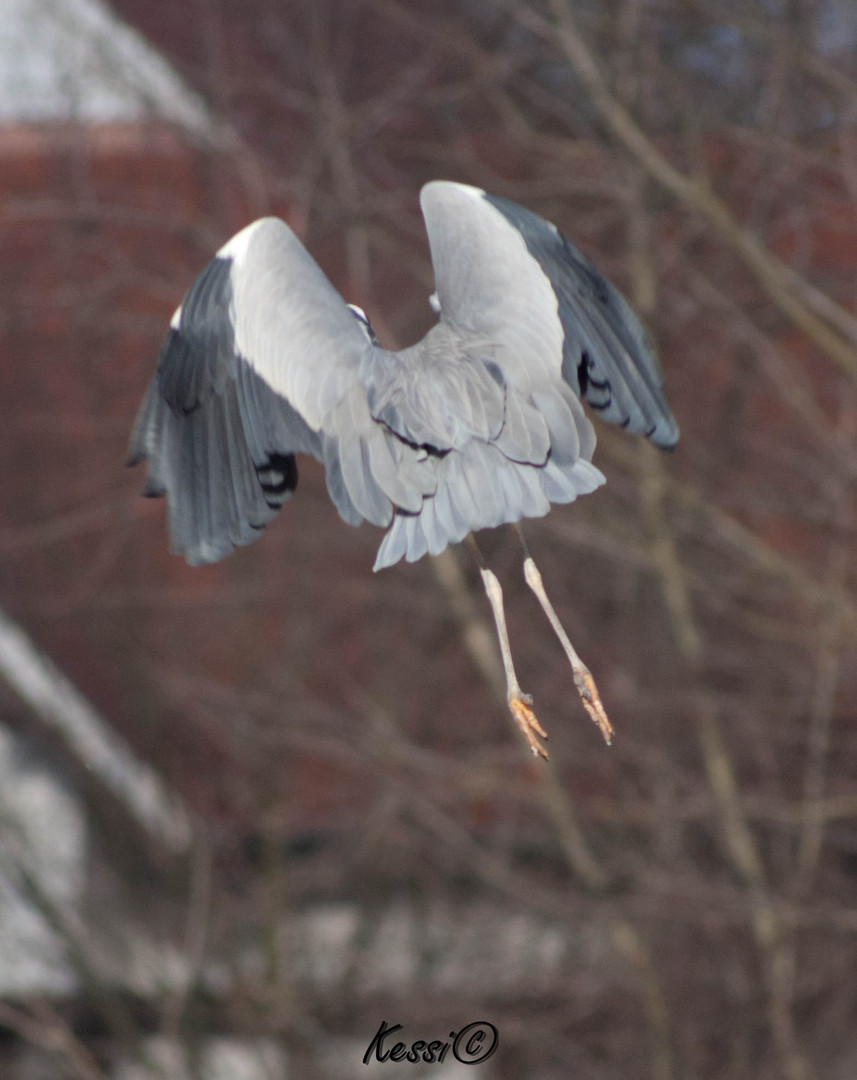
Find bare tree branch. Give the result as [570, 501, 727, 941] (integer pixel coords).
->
[0, 606, 191, 854]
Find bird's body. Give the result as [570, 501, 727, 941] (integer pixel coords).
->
[129, 180, 679, 757]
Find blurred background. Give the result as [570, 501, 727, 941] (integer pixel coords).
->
[1, 1, 856, 1077]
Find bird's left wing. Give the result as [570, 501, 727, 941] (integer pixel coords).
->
[129, 218, 431, 565]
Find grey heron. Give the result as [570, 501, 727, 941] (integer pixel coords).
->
[129, 181, 678, 758]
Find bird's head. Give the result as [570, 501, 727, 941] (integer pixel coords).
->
[346, 304, 380, 346]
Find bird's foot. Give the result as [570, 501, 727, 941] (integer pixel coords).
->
[573, 667, 614, 745]
[508, 693, 549, 759]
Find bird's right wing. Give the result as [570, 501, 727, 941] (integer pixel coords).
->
[420, 181, 679, 449]
[129, 218, 432, 565]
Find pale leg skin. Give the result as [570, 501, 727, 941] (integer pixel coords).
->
[521, 556, 613, 746]
[478, 565, 550, 759]
[468, 531, 614, 758]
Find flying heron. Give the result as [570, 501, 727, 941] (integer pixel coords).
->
[129, 181, 679, 758]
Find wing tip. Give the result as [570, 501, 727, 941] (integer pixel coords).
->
[649, 415, 680, 451]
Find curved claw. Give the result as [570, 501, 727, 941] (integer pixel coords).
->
[508, 695, 549, 759]
[574, 668, 614, 745]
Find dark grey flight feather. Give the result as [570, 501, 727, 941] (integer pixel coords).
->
[129, 181, 679, 569]
[481, 192, 679, 448]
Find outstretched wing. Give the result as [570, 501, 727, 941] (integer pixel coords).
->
[129, 218, 433, 565]
[419, 181, 679, 449]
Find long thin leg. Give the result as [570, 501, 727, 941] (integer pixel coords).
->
[516, 529, 614, 745]
[466, 536, 549, 758]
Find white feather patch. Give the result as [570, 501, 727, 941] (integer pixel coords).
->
[216, 218, 272, 268]
[442, 181, 486, 198]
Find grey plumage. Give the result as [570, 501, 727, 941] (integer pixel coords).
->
[129, 181, 679, 570]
